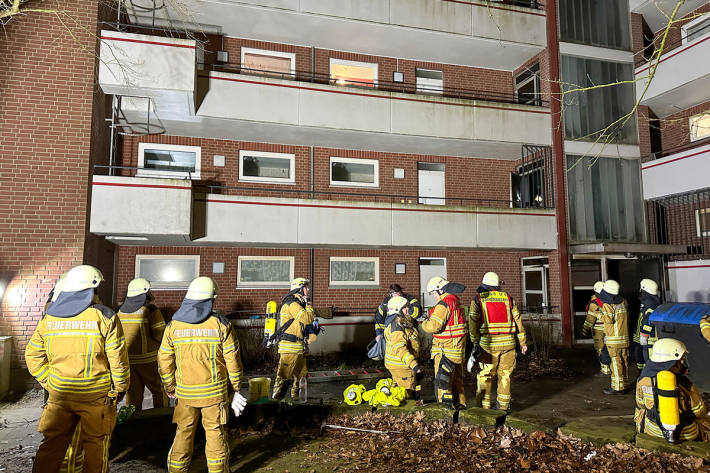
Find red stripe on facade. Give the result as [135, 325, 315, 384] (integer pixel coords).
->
[93, 181, 190, 190]
[641, 148, 709, 170]
[208, 74, 551, 115]
[100, 35, 196, 49]
[636, 34, 710, 75]
[667, 264, 710, 270]
[443, 0, 546, 16]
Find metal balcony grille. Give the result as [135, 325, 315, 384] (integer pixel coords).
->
[646, 188, 710, 260]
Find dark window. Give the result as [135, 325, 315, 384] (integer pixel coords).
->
[559, 0, 631, 50]
[515, 63, 541, 106]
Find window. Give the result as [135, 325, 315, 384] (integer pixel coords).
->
[416, 69, 443, 95]
[330, 157, 379, 187]
[239, 151, 295, 184]
[241, 48, 295, 77]
[330, 58, 377, 88]
[137, 143, 201, 179]
[515, 63, 540, 106]
[237, 256, 294, 288]
[559, 0, 631, 50]
[682, 13, 710, 44]
[522, 257, 549, 313]
[511, 159, 546, 208]
[696, 209, 710, 237]
[135, 255, 199, 290]
[330, 257, 379, 286]
[561, 56, 637, 144]
[690, 112, 710, 142]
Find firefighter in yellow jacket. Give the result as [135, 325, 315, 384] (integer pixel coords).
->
[469, 272, 527, 411]
[158, 277, 245, 473]
[582, 281, 610, 376]
[273, 278, 318, 400]
[384, 296, 423, 402]
[635, 279, 661, 370]
[635, 338, 710, 443]
[25, 265, 129, 473]
[421, 277, 467, 409]
[118, 278, 167, 410]
[599, 279, 631, 394]
[700, 314, 710, 343]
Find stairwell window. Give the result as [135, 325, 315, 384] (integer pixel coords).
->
[330, 257, 379, 286]
[137, 143, 201, 179]
[696, 209, 710, 237]
[237, 256, 294, 288]
[690, 112, 710, 142]
[239, 151, 295, 184]
[330, 157, 379, 188]
[135, 255, 199, 290]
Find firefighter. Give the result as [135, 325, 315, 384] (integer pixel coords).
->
[420, 276, 467, 409]
[635, 279, 661, 370]
[158, 276, 245, 473]
[469, 272, 527, 411]
[272, 278, 317, 401]
[635, 338, 710, 442]
[384, 295, 423, 403]
[118, 278, 167, 410]
[25, 264, 129, 473]
[599, 279, 631, 394]
[581, 281, 610, 376]
[374, 284, 422, 341]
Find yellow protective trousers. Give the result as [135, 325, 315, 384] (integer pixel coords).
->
[59, 424, 83, 473]
[273, 353, 307, 400]
[168, 401, 229, 473]
[608, 347, 630, 391]
[126, 362, 167, 410]
[592, 329, 611, 375]
[32, 396, 116, 473]
[477, 348, 516, 410]
[433, 354, 465, 407]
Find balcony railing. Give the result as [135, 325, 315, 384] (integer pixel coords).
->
[644, 136, 710, 161]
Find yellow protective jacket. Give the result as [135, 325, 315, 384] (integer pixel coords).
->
[375, 293, 421, 337]
[157, 313, 243, 407]
[118, 304, 166, 364]
[700, 316, 710, 343]
[469, 290, 526, 352]
[384, 320, 420, 370]
[277, 294, 315, 355]
[600, 300, 629, 348]
[421, 293, 466, 363]
[635, 371, 707, 441]
[583, 296, 605, 334]
[25, 304, 130, 401]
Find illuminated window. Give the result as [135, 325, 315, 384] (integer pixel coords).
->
[237, 256, 294, 288]
[690, 112, 710, 142]
[330, 257, 379, 286]
[241, 48, 295, 77]
[329, 58, 377, 88]
[135, 255, 199, 290]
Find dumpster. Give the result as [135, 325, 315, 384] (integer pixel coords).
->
[650, 303, 710, 392]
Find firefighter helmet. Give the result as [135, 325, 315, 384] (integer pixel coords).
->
[426, 276, 448, 293]
[63, 265, 104, 292]
[603, 279, 620, 296]
[593, 281, 604, 294]
[482, 272, 500, 287]
[650, 338, 687, 363]
[185, 277, 218, 300]
[387, 295, 409, 315]
[127, 278, 151, 297]
[290, 278, 310, 291]
[50, 272, 69, 302]
[640, 278, 659, 296]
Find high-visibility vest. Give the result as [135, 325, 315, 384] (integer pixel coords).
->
[431, 294, 466, 341]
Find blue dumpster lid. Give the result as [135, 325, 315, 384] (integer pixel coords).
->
[650, 303, 710, 325]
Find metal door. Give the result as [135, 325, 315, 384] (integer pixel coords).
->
[418, 163, 445, 205]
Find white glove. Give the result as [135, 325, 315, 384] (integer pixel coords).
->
[466, 351, 476, 374]
[231, 392, 247, 417]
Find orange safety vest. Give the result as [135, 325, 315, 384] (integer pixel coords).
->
[431, 294, 466, 341]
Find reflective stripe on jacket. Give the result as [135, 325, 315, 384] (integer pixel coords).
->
[583, 297, 605, 333]
[118, 304, 166, 364]
[278, 296, 315, 355]
[469, 290, 525, 352]
[601, 300, 630, 348]
[701, 316, 710, 343]
[25, 304, 129, 400]
[374, 293, 421, 337]
[384, 321, 419, 370]
[421, 293, 466, 363]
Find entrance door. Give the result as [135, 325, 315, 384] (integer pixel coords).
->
[418, 162, 445, 205]
[419, 258, 446, 308]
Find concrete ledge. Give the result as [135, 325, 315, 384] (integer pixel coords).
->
[636, 433, 710, 459]
[505, 413, 565, 435]
[458, 407, 506, 428]
[560, 415, 636, 446]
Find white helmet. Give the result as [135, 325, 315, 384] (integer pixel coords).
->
[593, 281, 604, 294]
[185, 277, 217, 300]
[650, 338, 687, 363]
[63, 265, 104, 292]
[482, 272, 500, 287]
[603, 280, 620, 296]
[290, 277, 310, 291]
[50, 272, 69, 302]
[387, 296, 409, 315]
[127, 278, 151, 297]
[640, 278, 658, 296]
[426, 276, 448, 293]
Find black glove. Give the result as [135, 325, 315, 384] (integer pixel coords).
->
[116, 391, 126, 404]
[414, 366, 425, 383]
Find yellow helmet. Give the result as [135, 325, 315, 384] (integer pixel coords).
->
[650, 338, 687, 363]
[290, 277, 310, 291]
[63, 265, 104, 292]
[387, 295, 408, 315]
[343, 384, 366, 405]
[127, 278, 151, 297]
[593, 281, 604, 294]
[426, 276, 448, 293]
[50, 272, 69, 302]
[603, 279, 620, 296]
[482, 272, 500, 287]
[185, 277, 217, 300]
[640, 278, 658, 296]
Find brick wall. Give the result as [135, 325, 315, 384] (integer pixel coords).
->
[648, 3, 710, 56]
[658, 99, 710, 152]
[0, 2, 108, 387]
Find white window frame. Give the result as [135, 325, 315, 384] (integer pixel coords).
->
[240, 47, 296, 75]
[329, 156, 379, 188]
[329, 256, 380, 287]
[237, 256, 294, 289]
[689, 112, 710, 142]
[238, 150, 296, 184]
[695, 208, 710, 237]
[135, 255, 200, 290]
[329, 58, 378, 87]
[415, 68, 443, 95]
[682, 13, 710, 44]
[521, 256, 550, 313]
[137, 143, 201, 180]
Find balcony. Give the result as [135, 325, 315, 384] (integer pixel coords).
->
[90, 174, 557, 250]
[642, 141, 710, 200]
[635, 31, 710, 118]
[630, 0, 707, 32]
[124, 0, 546, 71]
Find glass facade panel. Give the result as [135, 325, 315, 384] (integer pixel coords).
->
[559, 0, 631, 50]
